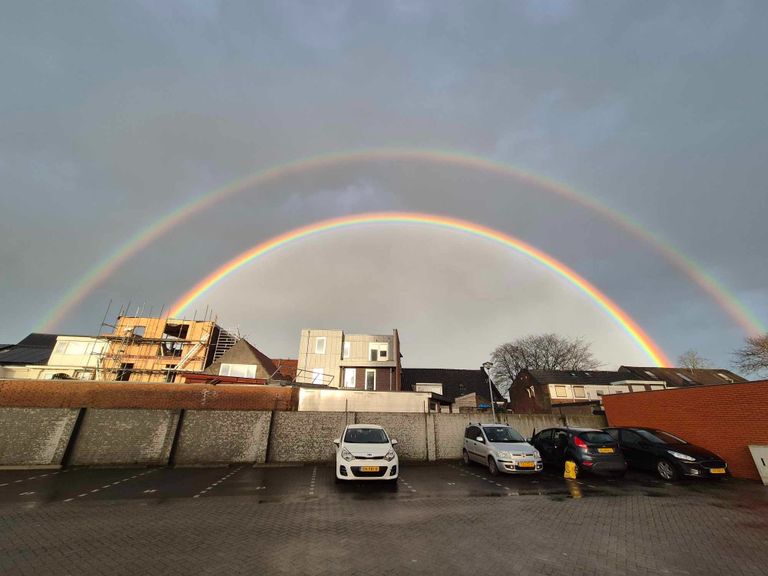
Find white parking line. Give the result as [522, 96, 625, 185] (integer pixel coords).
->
[308, 466, 317, 496]
[192, 466, 244, 499]
[62, 469, 156, 503]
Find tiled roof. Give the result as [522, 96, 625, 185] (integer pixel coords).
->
[272, 359, 298, 380]
[524, 369, 648, 386]
[619, 366, 748, 387]
[401, 368, 504, 402]
[0, 333, 59, 365]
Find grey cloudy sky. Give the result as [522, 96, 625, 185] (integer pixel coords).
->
[1, 1, 766, 369]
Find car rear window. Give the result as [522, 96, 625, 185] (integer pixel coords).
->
[344, 428, 389, 444]
[578, 431, 615, 444]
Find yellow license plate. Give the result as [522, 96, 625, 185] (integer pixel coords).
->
[360, 466, 380, 472]
[598, 448, 615, 454]
[710, 468, 726, 474]
[517, 461, 535, 468]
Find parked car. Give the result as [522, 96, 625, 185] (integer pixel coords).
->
[604, 427, 728, 481]
[334, 424, 399, 483]
[530, 427, 627, 477]
[462, 423, 543, 475]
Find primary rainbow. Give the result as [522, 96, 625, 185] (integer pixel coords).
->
[169, 212, 671, 366]
[38, 148, 764, 336]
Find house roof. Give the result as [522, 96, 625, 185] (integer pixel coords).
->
[203, 339, 288, 379]
[523, 369, 651, 386]
[272, 358, 298, 380]
[401, 368, 504, 402]
[618, 366, 747, 387]
[0, 333, 60, 366]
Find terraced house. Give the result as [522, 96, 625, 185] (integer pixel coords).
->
[295, 329, 402, 391]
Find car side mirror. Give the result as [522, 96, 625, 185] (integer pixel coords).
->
[476, 436, 484, 443]
[391, 439, 398, 446]
[333, 438, 340, 447]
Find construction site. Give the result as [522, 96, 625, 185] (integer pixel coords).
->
[95, 305, 239, 383]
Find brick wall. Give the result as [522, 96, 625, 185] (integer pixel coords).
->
[603, 381, 768, 480]
[0, 379, 298, 411]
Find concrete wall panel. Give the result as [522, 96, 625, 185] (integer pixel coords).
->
[354, 412, 429, 460]
[268, 412, 349, 462]
[69, 409, 179, 466]
[0, 408, 79, 466]
[174, 410, 272, 465]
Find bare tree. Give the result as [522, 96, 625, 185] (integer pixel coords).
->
[733, 334, 768, 376]
[489, 334, 600, 397]
[678, 350, 711, 372]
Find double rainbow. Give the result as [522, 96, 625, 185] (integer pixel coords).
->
[37, 148, 764, 337]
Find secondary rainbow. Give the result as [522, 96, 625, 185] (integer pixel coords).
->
[38, 148, 764, 336]
[169, 212, 671, 366]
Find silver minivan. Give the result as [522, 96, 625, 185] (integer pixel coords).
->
[463, 423, 543, 475]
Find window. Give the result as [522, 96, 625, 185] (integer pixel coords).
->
[164, 364, 176, 383]
[54, 341, 90, 355]
[116, 363, 133, 382]
[365, 369, 376, 390]
[220, 363, 257, 379]
[573, 386, 586, 399]
[342, 341, 350, 359]
[465, 426, 482, 440]
[343, 368, 356, 389]
[676, 371, 693, 383]
[716, 372, 734, 383]
[620, 430, 644, 446]
[368, 343, 388, 361]
[344, 428, 389, 444]
[644, 370, 659, 380]
[311, 368, 324, 385]
[315, 337, 326, 354]
[131, 326, 146, 337]
[554, 385, 568, 398]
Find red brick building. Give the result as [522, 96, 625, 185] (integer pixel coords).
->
[603, 380, 768, 481]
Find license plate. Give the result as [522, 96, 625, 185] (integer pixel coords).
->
[598, 448, 614, 454]
[710, 468, 726, 474]
[517, 461, 535, 468]
[360, 466, 380, 472]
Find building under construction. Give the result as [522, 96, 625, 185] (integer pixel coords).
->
[99, 311, 238, 383]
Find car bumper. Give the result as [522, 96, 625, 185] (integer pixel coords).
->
[336, 460, 399, 480]
[679, 462, 728, 478]
[581, 459, 627, 474]
[499, 459, 544, 474]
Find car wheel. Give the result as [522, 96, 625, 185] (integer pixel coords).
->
[462, 449, 471, 466]
[488, 457, 499, 476]
[657, 459, 679, 481]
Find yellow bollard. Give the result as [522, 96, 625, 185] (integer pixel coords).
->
[564, 460, 578, 480]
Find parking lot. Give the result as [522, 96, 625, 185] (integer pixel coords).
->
[0, 462, 766, 575]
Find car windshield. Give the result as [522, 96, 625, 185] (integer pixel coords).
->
[483, 426, 525, 443]
[636, 429, 687, 444]
[579, 431, 615, 444]
[344, 428, 389, 444]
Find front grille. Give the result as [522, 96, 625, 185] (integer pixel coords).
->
[700, 460, 726, 469]
[353, 455, 384, 460]
[351, 466, 387, 477]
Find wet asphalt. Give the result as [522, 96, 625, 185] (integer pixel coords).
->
[0, 460, 761, 507]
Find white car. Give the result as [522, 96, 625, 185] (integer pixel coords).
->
[334, 424, 399, 482]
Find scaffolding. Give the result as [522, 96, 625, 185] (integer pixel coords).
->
[88, 302, 239, 382]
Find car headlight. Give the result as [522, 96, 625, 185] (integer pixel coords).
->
[341, 448, 354, 462]
[497, 451, 513, 460]
[385, 449, 396, 461]
[668, 450, 696, 462]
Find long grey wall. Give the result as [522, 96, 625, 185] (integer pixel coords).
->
[0, 406, 606, 467]
[0, 408, 80, 466]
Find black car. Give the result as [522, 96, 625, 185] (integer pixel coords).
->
[530, 427, 627, 477]
[603, 427, 728, 481]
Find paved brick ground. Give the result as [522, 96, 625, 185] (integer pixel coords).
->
[0, 463, 766, 575]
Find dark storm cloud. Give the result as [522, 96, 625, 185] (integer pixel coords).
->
[1, 1, 766, 368]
